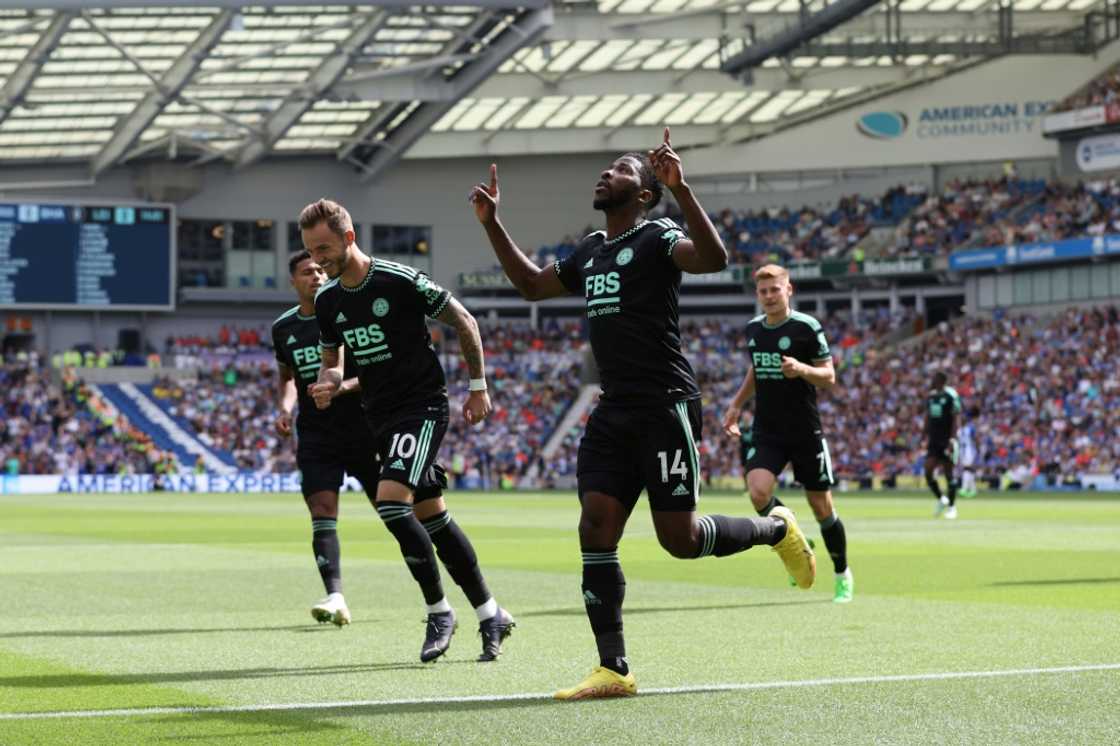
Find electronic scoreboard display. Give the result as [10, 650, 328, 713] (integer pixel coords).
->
[0, 201, 175, 311]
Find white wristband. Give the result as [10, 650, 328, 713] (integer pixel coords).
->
[468, 378, 487, 392]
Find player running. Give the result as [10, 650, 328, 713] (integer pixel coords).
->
[925, 370, 962, 518]
[302, 200, 514, 663]
[721, 264, 852, 604]
[272, 250, 448, 628]
[471, 128, 815, 700]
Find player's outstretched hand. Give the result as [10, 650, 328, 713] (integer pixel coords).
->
[308, 381, 338, 410]
[721, 404, 741, 438]
[275, 412, 293, 438]
[463, 389, 492, 425]
[781, 356, 803, 379]
[469, 163, 500, 224]
[648, 127, 683, 189]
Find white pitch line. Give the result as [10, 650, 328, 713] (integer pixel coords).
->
[2, 663, 1118, 721]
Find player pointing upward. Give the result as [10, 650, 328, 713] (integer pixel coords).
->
[471, 128, 815, 700]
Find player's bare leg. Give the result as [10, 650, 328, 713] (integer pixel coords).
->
[747, 467, 786, 516]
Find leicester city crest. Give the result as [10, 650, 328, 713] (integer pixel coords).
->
[778, 336, 791, 351]
[372, 298, 390, 317]
[616, 247, 634, 266]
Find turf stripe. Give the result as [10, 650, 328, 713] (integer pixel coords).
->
[4, 663, 1117, 720]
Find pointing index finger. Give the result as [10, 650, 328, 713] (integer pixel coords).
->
[489, 163, 497, 189]
[663, 126, 671, 146]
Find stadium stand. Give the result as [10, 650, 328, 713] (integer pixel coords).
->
[1055, 63, 1120, 111]
[0, 364, 180, 476]
[481, 176, 1120, 278]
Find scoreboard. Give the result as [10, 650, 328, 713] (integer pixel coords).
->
[0, 201, 175, 311]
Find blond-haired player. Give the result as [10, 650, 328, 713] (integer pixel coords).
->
[722, 264, 853, 603]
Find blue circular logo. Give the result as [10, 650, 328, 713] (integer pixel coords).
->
[372, 298, 389, 317]
[778, 336, 791, 351]
[856, 111, 908, 140]
[616, 247, 634, 266]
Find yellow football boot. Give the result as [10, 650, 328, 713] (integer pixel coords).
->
[554, 666, 637, 701]
[770, 506, 816, 590]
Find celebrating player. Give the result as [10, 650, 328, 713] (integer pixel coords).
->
[302, 200, 514, 663]
[471, 128, 815, 700]
[272, 250, 448, 628]
[721, 265, 853, 604]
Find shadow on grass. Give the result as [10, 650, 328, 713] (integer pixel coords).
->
[989, 577, 1120, 587]
[0, 621, 385, 640]
[518, 598, 830, 619]
[0, 659, 483, 689]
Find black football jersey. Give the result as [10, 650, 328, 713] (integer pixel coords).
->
[744, 311, 832, 439]
[926, 386, 961, 442]
[271, 306, 365, 434]
[555, 218, 699, 406]
[315, 258, 451, 414]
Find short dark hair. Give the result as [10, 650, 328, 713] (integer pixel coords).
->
[288, 249, 312, 276]
[620, 151, 663, 212]
[932, 371, 947, 387]
[298, 198, 353, 239]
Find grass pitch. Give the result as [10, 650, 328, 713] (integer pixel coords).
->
[1, 489, 1118, 744]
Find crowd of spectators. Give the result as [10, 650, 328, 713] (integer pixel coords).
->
[1056, 65, 1120, 112]
[883, 176, 1047, 256]
[1, 364, 180, 476]
[11, 306, 1119, 493]
[150, 363, 292, 472]
[487, 172, 1120, 280]
[977, 177, 1120, 246]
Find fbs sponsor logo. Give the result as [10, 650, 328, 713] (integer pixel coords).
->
[857, 111, 908, 140]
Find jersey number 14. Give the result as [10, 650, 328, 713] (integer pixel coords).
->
[657, 449, 688, 482]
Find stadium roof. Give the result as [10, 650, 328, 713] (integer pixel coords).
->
[0, 0, 1108, 181]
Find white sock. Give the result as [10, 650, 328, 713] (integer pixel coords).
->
[475, 597, 498, 621]
[426, 598, 452, 615]
[837, 568, 852, 580]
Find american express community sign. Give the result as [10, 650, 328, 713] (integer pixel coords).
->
[915, 100, 1054, 138]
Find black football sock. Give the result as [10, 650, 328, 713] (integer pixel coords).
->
[925, 472, 943, 500]
[757, 495, 785, 516]
[582, 547, 627, 676]
[375, 502, 445, 605]
[947, 477, 958, 506]
[310, 516, 342, 595]
[422, 511, 492, 609]
[819, 513, 848, 574]
[694, 514, 785, 558]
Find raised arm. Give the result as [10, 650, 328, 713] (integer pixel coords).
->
[436, 296, 493, 425]
[649, 127, 728, 274]
[470, 163, 570, 301]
